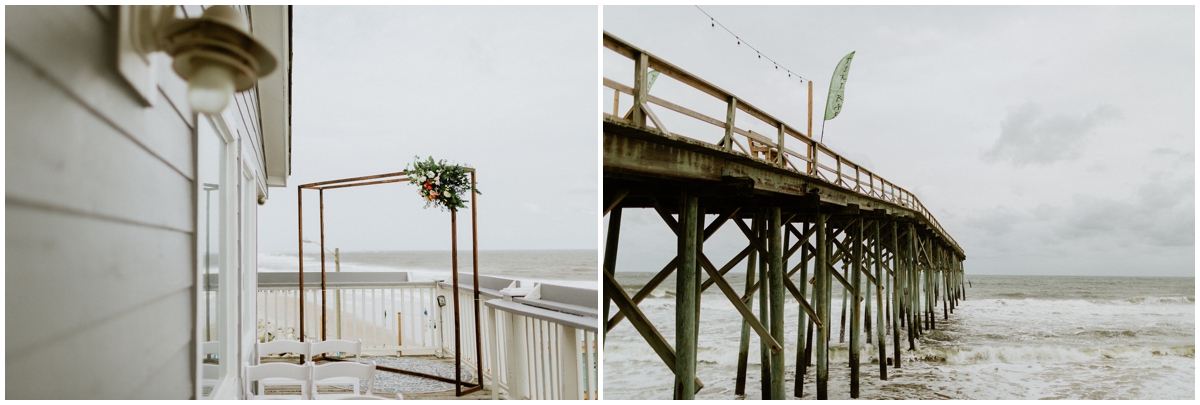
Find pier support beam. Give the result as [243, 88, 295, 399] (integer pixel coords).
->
[602, 207, 622, 346]
[849, 218, 862, 398]
[674, 192, 698, 400]
[815, 212, 829, 400]
[769, 207, 786, 399]
[874, 220, 887, 380]
[757, 215, 771, 400]
[794, 221, 811, 398]
[734, 217, 758, 395]
[906, 223, 918, 350]
[891, 221, 902, 368]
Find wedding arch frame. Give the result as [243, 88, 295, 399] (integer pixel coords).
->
[296, 168, 483, 396]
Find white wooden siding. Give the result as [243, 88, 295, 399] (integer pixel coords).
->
[5, 5, 276, 399]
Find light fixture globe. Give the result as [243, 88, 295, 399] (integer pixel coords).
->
[161, 5, 277, 114]
[187, 61, 237, 113]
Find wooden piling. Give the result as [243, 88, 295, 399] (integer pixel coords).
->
[943, 253, 950, 320]
[674, 192, 698, 400]
[890, 221, 902, 369]
[769, 207, 786, 399]
[874, 220, 887, 380]
[602, 207, 622, 346]
[815, 213, 829, 400]
[803, 321, 814, 389]
[906, 223, 917, 350]
[849, 218, 862, 398]
[794, 221, 810, 397]
[865, 234, 873, 345]
[757, 215, 771, 400]
[734, 215, 758, 396]
[927, 242, 935, 331]
[696, 206, 705, 344]
[840, 281, 848, 344]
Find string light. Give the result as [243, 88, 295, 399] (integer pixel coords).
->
[695, 6, 807, 83]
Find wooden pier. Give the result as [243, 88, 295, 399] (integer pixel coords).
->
[601, 32, 966, 400]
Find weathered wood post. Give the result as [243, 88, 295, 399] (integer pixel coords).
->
[955, 260, 964, 300]
[839, 279, 848, 343]
[723, 97, 738, 152]
[807, 81, 814, 174]
[602, 207, 622, 346]
[874, 220, 887, 379]
[943, 249, 950, 320]
[758, 215, 771, 399]
[958, 260, 963, 300]
[674, 191, 698, 399]
[815, 212, 829, 400]
[735, 215, 759, 395]
[891, 221, 902, 369]
[794, 221, 811, 397]
[907, 223, 918, 350]
[695, 206, 705, 342]
[864, 226, 873, 345]
[777, 124, 787, 167]
[921, 240, 930, 332]
[849, 217, 862, 398]
[927, 239, 935, 331]
[769, 207, 786, 399]
[632, 52, 649, 127]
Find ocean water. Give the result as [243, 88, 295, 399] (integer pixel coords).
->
[258, 250, 598, 289]
[603, 274, 1195, 400]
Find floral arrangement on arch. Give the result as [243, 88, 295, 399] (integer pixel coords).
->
[406, 156, 480, 212]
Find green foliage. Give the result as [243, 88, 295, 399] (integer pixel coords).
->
[405, 156, 481, 212]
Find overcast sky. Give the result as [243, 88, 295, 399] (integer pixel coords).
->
[604, 6, 1194, 277]
[258, 6, 597, 253]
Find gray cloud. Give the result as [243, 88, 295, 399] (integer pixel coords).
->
[963, 170, 1193, 262]
[982, 103, 1121, 166]
[964, 205, 1024, 237]
[1150, 147, 1195, 167]
[1057, 172, 1194, 248]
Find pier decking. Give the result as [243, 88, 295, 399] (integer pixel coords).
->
[602, 32, 966, 400]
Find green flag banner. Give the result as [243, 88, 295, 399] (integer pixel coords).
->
[647, 69, 661, 90]
[823, 51, 856, 121]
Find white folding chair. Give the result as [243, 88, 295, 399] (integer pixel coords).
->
[245, 362, 311, 400]
[311, 339, 363, 393]
[200, 342, 222, 393]
[311, 361, 381, 400]
[256, 340, 311, 393]
[201, 342, 221, 396]
[201, 364, 220, 396]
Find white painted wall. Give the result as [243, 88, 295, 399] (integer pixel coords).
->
[5, 5, 287, 399]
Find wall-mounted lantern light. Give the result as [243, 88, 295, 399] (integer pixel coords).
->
[119, 5, 277, 114]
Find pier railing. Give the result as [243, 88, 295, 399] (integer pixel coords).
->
[603, 31, 960, 254]
[251, 272, 597, 399]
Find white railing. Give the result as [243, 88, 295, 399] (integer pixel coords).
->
[482, 283, 599, 400]
[254, 272, 440, 355]
[252, 271, 598, 400]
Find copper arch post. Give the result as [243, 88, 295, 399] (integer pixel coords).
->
[296, 169, 482, 396]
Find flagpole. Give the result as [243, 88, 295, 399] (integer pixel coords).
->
[820, 119, 827, 144]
